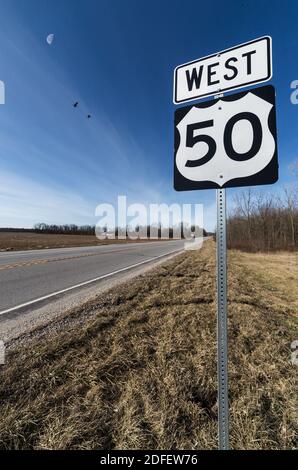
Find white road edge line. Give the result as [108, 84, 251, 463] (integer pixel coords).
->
[0, 248, 183, 316]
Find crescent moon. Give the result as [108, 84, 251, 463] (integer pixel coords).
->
[46, 34, 54, 45]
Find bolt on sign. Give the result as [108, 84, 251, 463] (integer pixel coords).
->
[173, 36, 272, 104]
[174, 85, 278, 190]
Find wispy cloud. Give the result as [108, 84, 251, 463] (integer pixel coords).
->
[0, 170, 94, 227]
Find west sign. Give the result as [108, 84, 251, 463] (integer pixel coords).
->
[173, 36, 272, 104]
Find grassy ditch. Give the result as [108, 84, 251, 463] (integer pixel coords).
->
[0, 241, 297, 449]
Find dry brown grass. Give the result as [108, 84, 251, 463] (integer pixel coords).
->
[0, 241, 297, 450]
[0, 231, 163, 251]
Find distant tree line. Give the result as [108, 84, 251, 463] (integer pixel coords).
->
[227, 187, 298, 252]
[33, 223, 207, 239]
[33, 223, 95, 235]
[114, 224, 206, 239]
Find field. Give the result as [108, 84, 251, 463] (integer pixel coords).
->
[0, 231, 163, 251]
[0, 241, 297, 450]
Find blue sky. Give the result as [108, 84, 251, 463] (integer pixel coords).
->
[0, 0, 297, 231]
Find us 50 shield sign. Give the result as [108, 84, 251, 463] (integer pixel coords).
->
[174, 85, 278, 191]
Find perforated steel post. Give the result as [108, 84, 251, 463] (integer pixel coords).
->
[216, 188, 229, 450]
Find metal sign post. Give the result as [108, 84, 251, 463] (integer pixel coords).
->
[216, 188, 229, 450]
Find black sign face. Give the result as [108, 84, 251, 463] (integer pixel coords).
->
[174, 85, 278, 191]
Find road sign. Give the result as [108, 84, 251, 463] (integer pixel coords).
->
[174, 85, 278, 191]
[174, 36, 272, 104]
[173, 38, 277, 451]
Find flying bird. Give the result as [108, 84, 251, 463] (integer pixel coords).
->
[46, 34, 54, 45]
[72, 102, 91, 119]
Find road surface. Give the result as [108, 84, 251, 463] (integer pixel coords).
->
[0, 240, 184, 316]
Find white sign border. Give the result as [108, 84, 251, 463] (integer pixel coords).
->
[173, 36, 272, 104]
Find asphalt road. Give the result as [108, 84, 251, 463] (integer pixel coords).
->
[0, 240, 184, 315]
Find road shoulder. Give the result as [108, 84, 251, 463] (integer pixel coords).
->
[0, 248, 184, 346]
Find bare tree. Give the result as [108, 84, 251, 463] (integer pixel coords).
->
[283, 186, 297, 247]
[228, 188, 298, 252]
